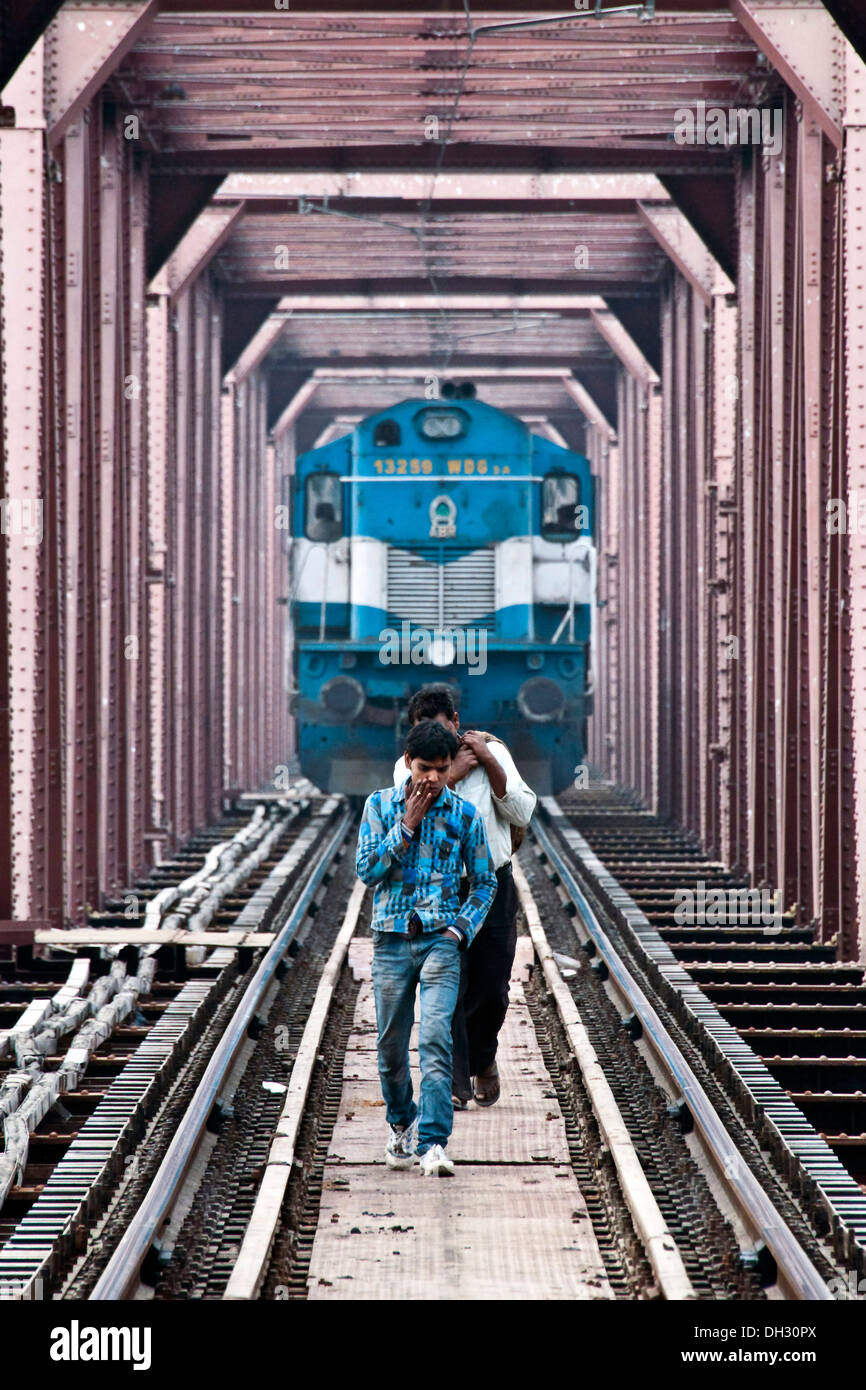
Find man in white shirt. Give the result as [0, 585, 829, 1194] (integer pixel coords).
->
[393, 684, 536, 1108]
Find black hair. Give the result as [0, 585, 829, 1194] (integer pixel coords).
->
[407, 683, 458, 725]
[405, 718, 458, 763]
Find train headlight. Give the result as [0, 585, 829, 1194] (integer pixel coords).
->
[320, 675, 365, 721]
[416, 409, 467, 440]
[517, 676, 565, 723]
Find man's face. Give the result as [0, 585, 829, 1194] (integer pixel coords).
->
[403, 753, 451, 792]
[412, 709, 460, 738]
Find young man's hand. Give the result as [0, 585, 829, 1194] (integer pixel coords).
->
[458, 731, 508, 799]
[458, 730, 490, 763]
[447, 743, 479, 786]
[402, 778, 440, 831]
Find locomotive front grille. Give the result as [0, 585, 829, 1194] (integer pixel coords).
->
[386, 546, 496, 630]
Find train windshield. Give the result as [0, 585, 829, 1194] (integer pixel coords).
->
[305, 472, 343, 541]
[541, 473, 581, 538]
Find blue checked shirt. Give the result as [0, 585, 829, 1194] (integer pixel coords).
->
[356, 778, 497, 947]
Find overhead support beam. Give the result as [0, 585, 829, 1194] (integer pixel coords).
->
[224, 315, 287, 387]
[314, 419, 362, 449]
[225, 300, 613, 384]
[560, 376, 617, 439]
[270, 378, 320, 443]
[262, 295, 606, 315]
[636, 202, 735, 305]
[215, 172, 670, 203]
[526, 420, 571, 450]
[310, 366, 579, 382]
[305, 365, 615, 440]
[265, 364, 614, 448]
[45, 1, 158, 147]
[730, 0, 844, 149]
[591, 307, 660, 389]
[149, 203, 245, 303]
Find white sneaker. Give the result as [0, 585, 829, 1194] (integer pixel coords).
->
[385, 1119, 418, 1169]
[418, 1143, 455, 1177]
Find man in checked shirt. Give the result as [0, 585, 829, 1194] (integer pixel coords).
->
[356, 719, 496, 1177]
[394, 685, 536, 1109]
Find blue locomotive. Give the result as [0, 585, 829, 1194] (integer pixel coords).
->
[289, 387, 596, 795]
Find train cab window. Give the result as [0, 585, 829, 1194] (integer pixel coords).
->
[305, 472, 343, 541]
[374, 419, 401, 447]
[541, 472, 581, 538]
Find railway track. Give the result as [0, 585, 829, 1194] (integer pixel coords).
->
[0, 787, 346, 1300]
[538, 785, 866, 1291]
[93, 812, 846, 1303]
[4, 782, 856, 1302]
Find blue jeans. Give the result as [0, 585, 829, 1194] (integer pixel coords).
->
[371, 930, 461, 1154]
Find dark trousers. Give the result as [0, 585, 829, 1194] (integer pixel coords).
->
[452, 864, 518, 1098]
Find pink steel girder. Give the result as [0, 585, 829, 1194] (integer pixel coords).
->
[44, 2, 158, 149]
[636, 200, 734, 306]
[587, 426, 620, 783]
[715, 79, 856, 950]
[712, 290, 739, 868]
[270, 378, 320, 444]
[796, 110, 825, 929]
[48, 94, 153, 919]
[127, 138, 148, 878]
[98, 103, 122, 897]
[271, 366, 617, 443]
[114, 9, 761, 156]
[0, 48, 46, 921]
[843, 44, 866, 959]
[220, 383, 236, 796]
[215, 173, 670, 203]
[590, 308, 659, 390]
[730, 0, 844, 150]
[149, 202, 245, 304]
[61, 114, 92, 919]
[146, 289, 170, 857]
[822, 130, 852, 953]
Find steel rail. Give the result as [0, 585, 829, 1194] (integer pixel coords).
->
[89, 805, 352, 1301]
[531, 810, 834, 1302]
[513, 860, 695, 1300]
[223, 876, 367, 1300]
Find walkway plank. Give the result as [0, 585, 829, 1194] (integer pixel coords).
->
[306, 938, 613, 1300]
